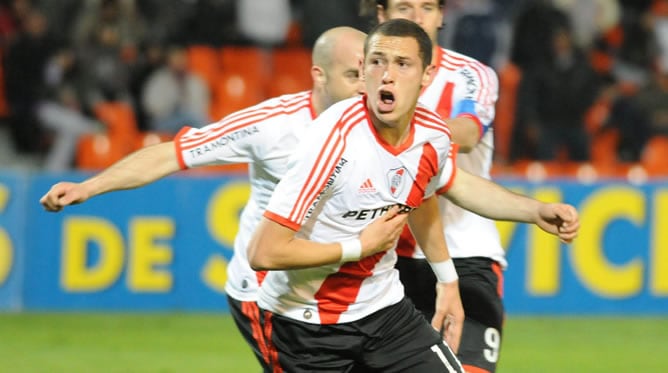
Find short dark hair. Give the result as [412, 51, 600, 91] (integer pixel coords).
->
[374, 0, 446, 7]
[364, 18, 433, 69]
[359, 1, 446, 25]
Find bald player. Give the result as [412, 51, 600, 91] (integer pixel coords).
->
[39, 26, 367, 371]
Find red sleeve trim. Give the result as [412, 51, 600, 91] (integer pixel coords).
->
[263, 210, 301, 232]
[173, 126, 193, 170]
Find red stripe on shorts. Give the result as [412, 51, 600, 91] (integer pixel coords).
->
[491, 261, 504, 298]
[462, 364, 492, 373]
[241, 301, 270, 367]
[262, 311, 284, 373]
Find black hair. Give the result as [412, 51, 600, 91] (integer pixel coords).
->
[359, 0, 446, 26]
[375, 0, 446, 7]
[364, 18, 433, 69]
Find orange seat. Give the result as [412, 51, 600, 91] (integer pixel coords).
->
[187, 45, 221, 91]
[590, 129, 619, 171]
[75, 133, 130, 170]
[652, 0, 668, 17]
[134, 131, 173, 150]
[220, 46, 269, 72]
[219, 46, 269, 91]
[268, 47, 312, 97]
[641, 136, 668, 175]
[78, 101, 140, 170]
[212, 46, 269, 119]
[210, 72, 266, 120]
[93, 101, 139, 139]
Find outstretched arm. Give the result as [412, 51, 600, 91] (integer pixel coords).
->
[40, 141, 181, 212]
[443, 168, 580, 243]
[407, 195, 464, 353]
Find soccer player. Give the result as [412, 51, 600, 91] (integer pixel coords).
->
[40, 26, 368, 372]
[247, 18, 579, 372]
[248, 18, 464, 372]
[367, 1, 507, 371]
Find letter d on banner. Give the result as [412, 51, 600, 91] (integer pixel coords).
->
[61, 217, 124, 292]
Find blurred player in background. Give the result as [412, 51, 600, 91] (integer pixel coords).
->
[363, 1, 506, 372]
[40, 25, 367, 372]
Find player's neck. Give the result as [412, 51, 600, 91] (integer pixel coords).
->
[431, 44, 439, 65]
[311, 90, 327, 117]
[369, 113, 413, 147]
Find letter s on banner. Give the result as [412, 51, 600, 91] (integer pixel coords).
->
[202, 180, 251, 292]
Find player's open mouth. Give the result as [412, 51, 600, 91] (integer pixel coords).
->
[377, 90, 396, 112]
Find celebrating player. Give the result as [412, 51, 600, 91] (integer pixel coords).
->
[366, 1, 507, 371]
[248, 18, 465, 372]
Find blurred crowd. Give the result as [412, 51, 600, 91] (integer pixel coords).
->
[0, 0, 666, 174]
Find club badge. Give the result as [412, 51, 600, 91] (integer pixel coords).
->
[388, 167, 408, 198]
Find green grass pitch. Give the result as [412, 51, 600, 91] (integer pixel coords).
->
[0, 313, 666, 372]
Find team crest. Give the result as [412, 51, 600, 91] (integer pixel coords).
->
[387, 167, 408, 198]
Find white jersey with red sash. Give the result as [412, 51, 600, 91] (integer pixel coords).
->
[258, 95, 457, 324]
[174, 91, 316, 301]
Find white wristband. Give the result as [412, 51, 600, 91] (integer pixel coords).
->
[340, 239, 362, 262]
[429, 258, 459, 283]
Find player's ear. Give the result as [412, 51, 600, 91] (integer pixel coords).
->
[311, 65, 326, 86]
[421, 64, 435, 88]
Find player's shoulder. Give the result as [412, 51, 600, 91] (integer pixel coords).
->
[298, 96, 367, 144]
[318, 96, 366, 124]
[439, 47, 495, 73]
[217, 90, 313, 125]
[251, 90, 313, 114]
[414, 103, 450, 135]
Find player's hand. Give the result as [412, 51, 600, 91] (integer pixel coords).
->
[535, 203, 580, 243]
[359, 205, 408, 257]
[40, 182, 90, 212]
[432, 281, 464, 353]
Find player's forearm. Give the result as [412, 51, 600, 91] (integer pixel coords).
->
[81, 142, 181, 197]
[250, 239, 347, 270]
[248, 218, 352, 270]
[408, 196, 450, 263]
[445, 168, 541, 223]
[409, 197, 459, 288]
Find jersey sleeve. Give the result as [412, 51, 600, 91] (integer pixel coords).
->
[433, 143, 458, 196]
[264, 109, 346, 231]
[452, 63, 499, 139]
[173, 116, 266, 169]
